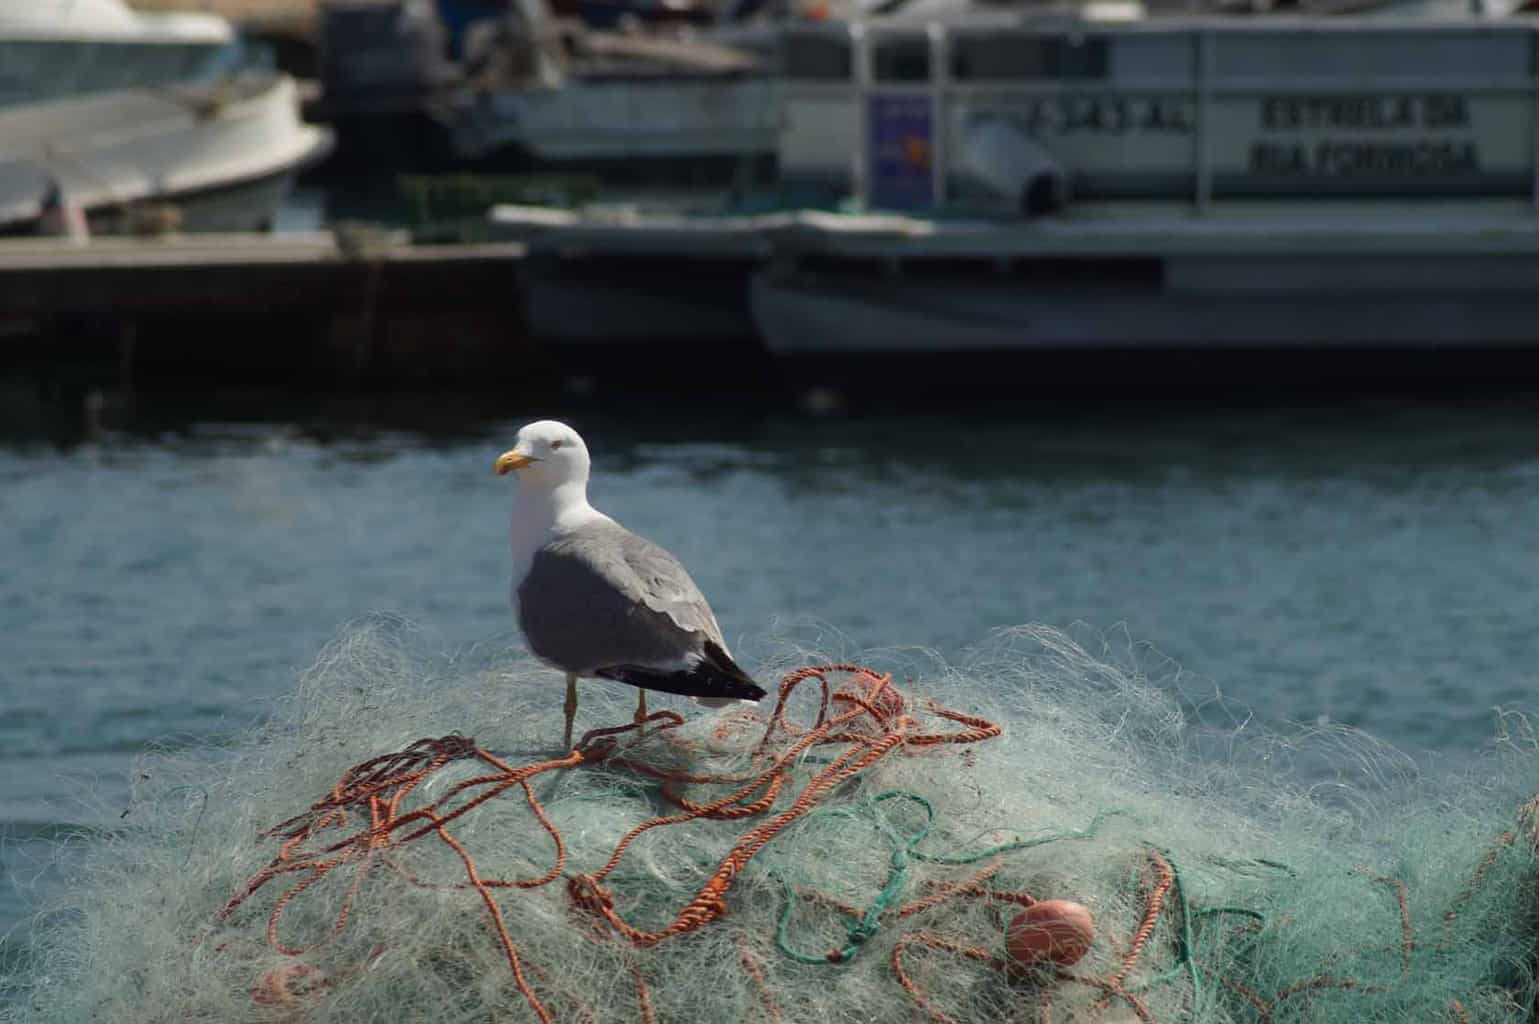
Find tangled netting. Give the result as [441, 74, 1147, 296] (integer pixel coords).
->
[7, 620, 1539, 1023]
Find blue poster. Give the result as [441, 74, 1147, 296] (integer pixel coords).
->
[867, 94, 934, 212]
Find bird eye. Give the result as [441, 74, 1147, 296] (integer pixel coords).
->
[550, 440, 564, 450]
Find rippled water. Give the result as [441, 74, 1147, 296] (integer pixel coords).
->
[4, 397, 1539, 940]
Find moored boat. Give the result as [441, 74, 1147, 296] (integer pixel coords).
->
[749, 16, 1539, 364]
[0, 0, 236, 108]
[751, 200, 1539, 355]
[493, 13, 1539, 378]
[492, 202, 772, 347]
[0, 74, 333, 235]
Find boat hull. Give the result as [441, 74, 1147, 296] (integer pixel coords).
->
[451, 77, 778, 165]
[750, 260, 1539, 354]
[519, 252, 760, 346]
[1, 167, 304, 237]
[0, 73, 333, 234]
[749, 201, 1539, 359]
[495, 204, 772, 353]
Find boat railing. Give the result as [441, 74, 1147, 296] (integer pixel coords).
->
[778, 18, 1539, 214]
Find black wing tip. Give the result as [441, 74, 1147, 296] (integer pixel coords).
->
[596, 641, 767, 702]
[597, 662, 767, 703]
[703, 640, 763, 690]
[722, 676, 768, 702]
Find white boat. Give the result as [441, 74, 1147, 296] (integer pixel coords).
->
[738, 17, 1539, 358]
[0, 74, 333, 234]
[319, 0, 783, 168]
[0, 0, 236, 108]
[443, 1, 1141, 168]
[750, 200, 1539, 354]
[441, 0, 781, 166]
[449, 73, 779, 165]
[0, 0, 331, 236]
[488, 13, 1539, 374]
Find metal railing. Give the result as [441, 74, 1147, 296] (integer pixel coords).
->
[782, 19, 1539, 213]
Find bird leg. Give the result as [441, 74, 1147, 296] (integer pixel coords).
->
[634, 689, 648, 737]
[563, 673, 579, 750]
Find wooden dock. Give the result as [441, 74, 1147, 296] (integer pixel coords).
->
[0, 232, 546, 393]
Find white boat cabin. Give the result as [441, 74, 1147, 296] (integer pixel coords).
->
[777, 16, 1539, 213]
[0, 0, 235, 109]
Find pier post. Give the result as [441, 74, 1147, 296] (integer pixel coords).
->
[117, 318, 137, 405]
[928, 22, 948, 210]
[851, 23, 871, 212]
[1530, 28, 1539, 208]
[1194, 30, 1213, 215]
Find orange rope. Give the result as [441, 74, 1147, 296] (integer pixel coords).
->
[1275, 976, 1373, 1001]
[896, 862, 1021, 919]
[521, 958, 598, 1024]
[738, 941, 785, 1023]
[891, 929, 1005, 1024]
[627, 962, 655, 1024]
[1371, 875, 1412, 977]
[437, 820, 552, 1023]
[1441, 830, 1515, 949]
[889, 851, 1167, 1024]
[215, 665, 1002, 1021]
[1107, 850, 1173, 990]
[1215, 972, 1384, 1024]
[1220, 977, 1272, 1021]
[215, 667, 1521, 1023]
[891, 925, 1159, 1024]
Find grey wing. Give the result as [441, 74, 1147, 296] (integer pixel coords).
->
[613, 528, 727, 647]
[517, 524, 719, 674]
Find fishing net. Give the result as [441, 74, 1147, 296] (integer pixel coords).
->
[6, 619, 1539, 1023]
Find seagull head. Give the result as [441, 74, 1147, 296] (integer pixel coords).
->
[495, 420, 591, 492]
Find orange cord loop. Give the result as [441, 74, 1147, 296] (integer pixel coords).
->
[216, 665, 1001, 1022]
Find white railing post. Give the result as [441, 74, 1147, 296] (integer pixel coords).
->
[851, 22, 871, 211]
[929, 21, 948, 211]
[1194, 29, 1213, 214]
[1531, 27, 1539, 208]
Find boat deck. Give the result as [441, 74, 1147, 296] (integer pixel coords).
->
[493, 197, 1539, 256]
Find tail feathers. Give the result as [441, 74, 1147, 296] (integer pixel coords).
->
[595, 641, 766, 703]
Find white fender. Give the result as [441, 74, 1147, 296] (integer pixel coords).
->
[957, 116, 1065, 216]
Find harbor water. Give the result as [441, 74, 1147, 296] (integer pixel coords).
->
[4, 397, 1539, 942]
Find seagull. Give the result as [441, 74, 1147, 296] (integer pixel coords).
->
[495, 420, 767, 749]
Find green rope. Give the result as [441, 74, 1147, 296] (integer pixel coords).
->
[775, 791, 934, 965]
[1193, 907, 1268, 925]
[773, 796, 1130, 966]
[768, 785, 1282, 1008]
[913, 808, 1136, 866]
[1127, 877, 1275, 1002]
[1142, 851, 1290, 1008]
[1119, 848, 1200, 1000]
[1203, 854, 1297, 877]
[1166, 848, 1203, 1002]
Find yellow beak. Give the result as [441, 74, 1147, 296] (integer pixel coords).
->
[495, 449, 540, 475]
